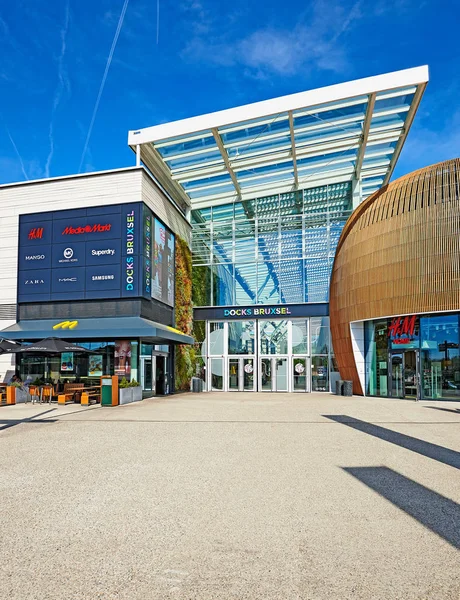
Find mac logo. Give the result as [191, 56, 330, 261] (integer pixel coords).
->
[58, 277, 77, 282]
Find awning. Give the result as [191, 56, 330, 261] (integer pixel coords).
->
[1, 317, 194, 345]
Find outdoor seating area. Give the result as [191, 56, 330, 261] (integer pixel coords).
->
[0, 381, 102, 406]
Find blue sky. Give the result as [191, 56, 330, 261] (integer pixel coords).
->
[0, 0, 459, 185]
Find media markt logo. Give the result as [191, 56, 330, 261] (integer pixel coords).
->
[62, 224, 111, 235]
[59, 247, 77, 264]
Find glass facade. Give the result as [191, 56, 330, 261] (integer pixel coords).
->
[200, 317, 334, 392]
[192, 183, 352, 306]
[365, 313, 460, 400]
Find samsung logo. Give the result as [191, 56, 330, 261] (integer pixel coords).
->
[25, 254, 45, 261]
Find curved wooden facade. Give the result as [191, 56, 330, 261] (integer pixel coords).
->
[330, 158, 460, 395]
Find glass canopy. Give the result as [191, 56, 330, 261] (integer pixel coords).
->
[129, 67, 428, 209]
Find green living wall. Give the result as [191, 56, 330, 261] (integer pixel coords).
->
[174, 237, 194, 390]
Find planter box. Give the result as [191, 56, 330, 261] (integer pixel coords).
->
[15, 388, 29, 403]
[132, 386, 143, 402]
[119, 386, 143, 405]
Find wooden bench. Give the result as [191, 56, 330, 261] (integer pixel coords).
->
[58, 383, 84, 405]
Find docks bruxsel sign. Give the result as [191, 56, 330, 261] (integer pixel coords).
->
[17, 203, 175, 306]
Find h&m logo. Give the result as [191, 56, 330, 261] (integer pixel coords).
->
[53, 320, 79, 330]
[28, 228, 44, 240]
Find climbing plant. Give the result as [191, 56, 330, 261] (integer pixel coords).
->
[174, 236, 194, 390]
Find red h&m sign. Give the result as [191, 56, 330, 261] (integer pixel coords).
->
[388, 315, 417, 345]
[28, 228, 44, 240]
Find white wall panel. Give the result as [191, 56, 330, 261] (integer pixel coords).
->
[141, 173, 191, 244]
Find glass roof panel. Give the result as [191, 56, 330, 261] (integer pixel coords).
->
[166, 151, 223, 171]
[373, 94, 414, 113]
[293, 101, 367, 129]
[292, 95, 368, 117]
[188, 183, 236, 200]
[370, 110, 409, 131]
[295, 122, 362, 145]
[227, 134, 291, 159]
[181, 173, 233, 191]
[220, 115, 290, 145]
[156, 134, 216, 158]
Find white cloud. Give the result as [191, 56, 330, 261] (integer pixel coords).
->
[182, 0, 361, 79]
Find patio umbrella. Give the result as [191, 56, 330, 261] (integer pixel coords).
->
[0, 338, 22, 354]
[18, 337, 92, 353]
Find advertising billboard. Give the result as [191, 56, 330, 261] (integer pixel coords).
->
[18, 203, 175, 306]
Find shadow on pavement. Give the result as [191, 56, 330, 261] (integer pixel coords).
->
[343, 466, 460, 549]
[324, 415, 460, 470]
[425, 406, 460, 416]
[0, 408, 57, 432]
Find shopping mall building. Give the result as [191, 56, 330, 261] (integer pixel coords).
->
[4, 64, 457, 401]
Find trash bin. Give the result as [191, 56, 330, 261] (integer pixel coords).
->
[335, 380, 344, 396]
[191, 377, 203, 393]
[343, 380, 353, 396]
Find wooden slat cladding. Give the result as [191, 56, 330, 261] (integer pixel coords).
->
[330, 158, 460, 395]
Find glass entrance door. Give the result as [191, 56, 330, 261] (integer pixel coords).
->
[390, 353, 403, 398]
[275, 358, 288, 391]
[260, 358, 273, 391]
[228, 358, 239, 391]
[390, 351, 420, 399]
[404, 350, 419, 399]
[243, 358, 255, 391]
[228, 357, 256, 391]
[293, 357, 309, 392]
[140, 357, 153, 393]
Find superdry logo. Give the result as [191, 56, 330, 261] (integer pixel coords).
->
[28, 228, 44, 240]
[62, 224, 111, 235]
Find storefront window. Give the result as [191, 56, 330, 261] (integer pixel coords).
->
[310, 317, 329, 354]
[259, 320, 288, 354]
[291, 320, 309, 354]
[228, 321, 255, 354]
[18, 341, 116, 385]
[209, 322, 224, 355]
[365, 320, 389, 396]
[420, 314, 460, 399]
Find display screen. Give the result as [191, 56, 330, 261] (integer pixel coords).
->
[18, 203, 175, 306]
[88, 354, 103, 377]
[60, 352, 74, 372]
[114, 340, 131, 376]
[151, 218, 175, 306]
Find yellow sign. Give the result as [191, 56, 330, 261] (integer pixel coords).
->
[53, 320, 79, 330]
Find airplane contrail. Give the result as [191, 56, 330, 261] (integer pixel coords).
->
[78, 0, 130, 173]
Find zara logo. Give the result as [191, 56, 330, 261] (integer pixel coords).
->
[25, 279, 45, 285]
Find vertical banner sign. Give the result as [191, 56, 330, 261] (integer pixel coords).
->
[125, 210, 135, 292]
[143, 206, 152, 297]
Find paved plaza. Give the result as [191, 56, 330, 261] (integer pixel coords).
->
[1, 392, 459, 599]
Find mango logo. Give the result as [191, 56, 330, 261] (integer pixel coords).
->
[53, 320, 78, 330]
